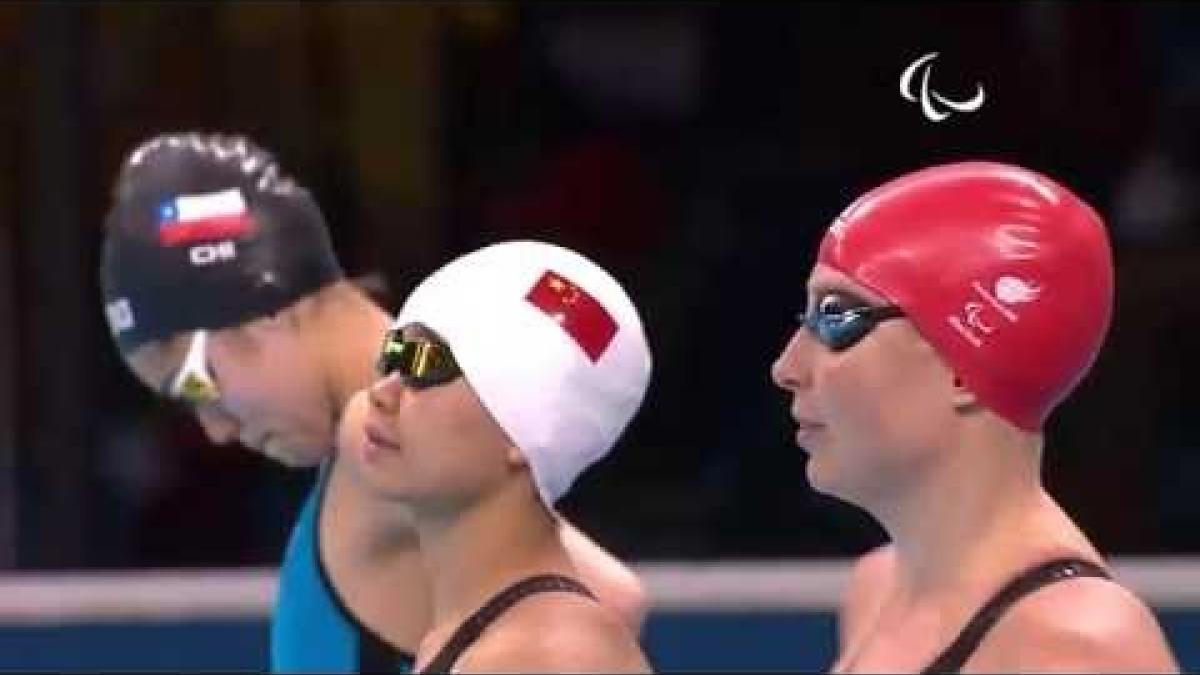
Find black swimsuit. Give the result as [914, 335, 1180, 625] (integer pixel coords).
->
[920, 557, 1111, 673]
[417, 574, 597, 674]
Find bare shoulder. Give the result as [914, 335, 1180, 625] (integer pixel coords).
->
[838, 544, 896, 649]
[457, 590, 652, 673]
[973, 575, 1180, 673]
[558, 518, 649, 633]
[847, 544, 896, 593]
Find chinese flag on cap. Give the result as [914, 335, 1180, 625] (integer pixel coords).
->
[526, 270, 618, 362]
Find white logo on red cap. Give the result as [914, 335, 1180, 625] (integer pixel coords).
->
[993, 224, 1041, 261]
[963, 302, 994, 336]
[946, 275, 1041, 348]
[994, 276, 1041, 305]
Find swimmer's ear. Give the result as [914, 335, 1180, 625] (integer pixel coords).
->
[505, 444, 529, 469]
[270, 304, 305, 328]
[256, 306, 302, 332]
[951, 374, 981, 412]
[229, 308, 300, 347]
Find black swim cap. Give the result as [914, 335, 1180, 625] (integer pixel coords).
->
[100, 132, 344, 353]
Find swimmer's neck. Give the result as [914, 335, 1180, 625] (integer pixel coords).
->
[415, 474, 568, 629]
[871, 422, 1091, 597]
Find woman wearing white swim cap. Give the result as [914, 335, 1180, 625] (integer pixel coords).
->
[341, 240, 653, 673]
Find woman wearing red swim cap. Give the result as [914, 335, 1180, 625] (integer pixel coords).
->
[771, 162, 1179, 673]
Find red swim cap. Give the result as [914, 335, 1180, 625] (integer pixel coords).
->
[818, 161, 1114, 431]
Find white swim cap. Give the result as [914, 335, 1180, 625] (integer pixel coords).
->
[393, 240, 652, 505]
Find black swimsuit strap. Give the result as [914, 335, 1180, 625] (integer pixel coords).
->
[312, 461, 416, 671]
[418, 574, 596, 674]
[921, 557, 1111, 673]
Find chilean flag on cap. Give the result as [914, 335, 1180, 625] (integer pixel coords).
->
[157, 188, 256, 247]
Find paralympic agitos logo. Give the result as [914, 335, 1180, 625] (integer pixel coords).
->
[899, 52, 985, 123]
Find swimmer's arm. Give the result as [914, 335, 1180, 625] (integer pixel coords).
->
[456, 597, 653, 674]
[972, 577, 1180, 673]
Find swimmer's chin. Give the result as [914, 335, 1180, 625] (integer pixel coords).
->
[262, 441, 330, 468]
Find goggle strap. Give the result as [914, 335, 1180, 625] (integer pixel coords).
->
[171, 331, 219, 403]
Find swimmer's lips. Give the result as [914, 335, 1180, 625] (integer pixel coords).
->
[790, 412, 826, 446]
[364, 424, 403, 455]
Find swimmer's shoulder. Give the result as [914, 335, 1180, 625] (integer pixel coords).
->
[456, 586, 651, 673]
[967, 571, 1179, 673]
[558, 518, 649, 633]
